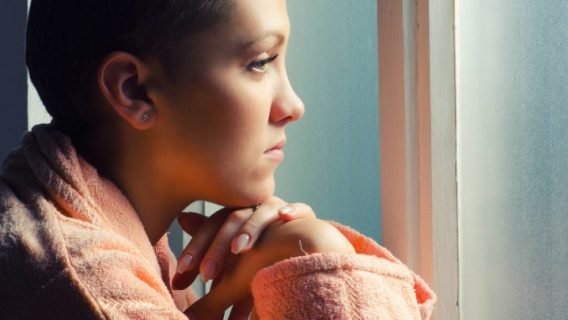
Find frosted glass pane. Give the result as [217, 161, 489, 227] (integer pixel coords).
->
[457, 1, 568, 319]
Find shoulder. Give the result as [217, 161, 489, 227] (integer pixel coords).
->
[0, 179, 184, 318]
[0, 177, 66, 278]
[0, 178, 105, 318]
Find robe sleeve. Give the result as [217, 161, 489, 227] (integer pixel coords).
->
[251, 221, 436, 320]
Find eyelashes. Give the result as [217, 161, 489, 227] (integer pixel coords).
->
[247, 54, 279, 73]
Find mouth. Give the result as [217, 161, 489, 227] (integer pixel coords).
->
[264, 138, 286, 160]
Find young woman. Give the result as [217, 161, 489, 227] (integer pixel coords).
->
[0, 0, 436, 319]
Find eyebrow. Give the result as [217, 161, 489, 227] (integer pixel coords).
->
[239, 31, 286, 52]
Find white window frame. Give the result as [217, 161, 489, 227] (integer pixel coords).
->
[378, 0, 459, 319]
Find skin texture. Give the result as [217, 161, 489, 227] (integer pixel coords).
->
[76, 0, 355, 318]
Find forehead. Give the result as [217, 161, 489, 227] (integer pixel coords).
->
[168, 0, 290, 80]
[231, 0, 290, 33]
[201, 0, 290, 51]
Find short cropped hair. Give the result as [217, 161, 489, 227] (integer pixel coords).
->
[26, 0, 234, 137]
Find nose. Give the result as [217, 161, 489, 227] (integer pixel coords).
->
[269, 72, 305, 125]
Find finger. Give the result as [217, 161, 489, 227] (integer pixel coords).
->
[187, 258, 234, 319]
[229, 202, 285, 254]
[178, 207, 235, 236]
[173, 209, 233, 290]
[177, 212, 206, 236]
[228, 295, 254, 320]
[185, 308, 224, 320]
[250, 306, 260, 320]
[278, 202, 316, 221]
[251, 307, 260, 320]
[185, 280, 235, 320]
[230, 202, 317, 254]
[171, 267, 201, 292]
[210, 273, 223, 289]
[199, 208, 253, 283]
[210, 258, 230, 290]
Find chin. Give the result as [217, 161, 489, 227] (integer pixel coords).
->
[220, 178, 275, 208]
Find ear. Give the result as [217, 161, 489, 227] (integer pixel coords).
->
[97, 52, 156, 130]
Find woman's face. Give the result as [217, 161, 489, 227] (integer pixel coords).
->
[148, 0, 304, 207]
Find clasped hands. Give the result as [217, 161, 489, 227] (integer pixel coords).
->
[173, 196, 355, 319]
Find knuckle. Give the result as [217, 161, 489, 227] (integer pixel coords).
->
[181, 244, 197, 257]
[228, 210, 251, 224]
[276, 199, 288, 207]
[270, 195, 284, 203]
[266, 195, 286, 207]
[211, 208, 232, 222]
[182, 245, 204, 261]
[242, 218, 262, 232]
[208, 237, 231, 255]
[295, 203, 316, 217]
[294, 202, 311, 211]
[183, 238, 204, 255]
[202, 253, 222, 269]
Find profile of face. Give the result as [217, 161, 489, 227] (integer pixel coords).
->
[146, 0, 304, 208]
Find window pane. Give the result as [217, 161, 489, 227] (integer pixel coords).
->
[457, 1, 568, 319]
[0, 1, 27, 160]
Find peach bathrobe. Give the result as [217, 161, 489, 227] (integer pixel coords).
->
[0, 125, 435, 319]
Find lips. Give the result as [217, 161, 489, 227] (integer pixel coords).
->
[264, 138, 286, 160]
[266, 139, 286, 152]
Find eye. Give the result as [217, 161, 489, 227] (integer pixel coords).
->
[247, 55, 279, 73]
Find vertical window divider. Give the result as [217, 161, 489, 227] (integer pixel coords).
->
[429, 0, 460, 319]
[379, 0, 460, 319]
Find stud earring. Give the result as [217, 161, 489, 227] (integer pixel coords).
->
[141, 112, 150, 121]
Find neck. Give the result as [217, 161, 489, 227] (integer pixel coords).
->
[76, 127, 194, 245]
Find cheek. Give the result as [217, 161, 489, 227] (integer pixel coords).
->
[176, 92, 268, 172]
[198, 87, 270, 149]
[161, 73, 277, 199]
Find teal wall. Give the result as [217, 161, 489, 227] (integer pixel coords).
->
[277, 0, 381, 241]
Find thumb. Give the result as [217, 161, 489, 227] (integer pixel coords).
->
[228, 295, 254, 320]
[177, 212, 206, 236]
[185, 281, 236, 320]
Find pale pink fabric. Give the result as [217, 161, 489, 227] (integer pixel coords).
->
[0, 124, 435, 319]
[0, 125, 194, 319]
[251, 222, 436, 319]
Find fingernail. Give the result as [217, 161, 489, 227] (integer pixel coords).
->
[231, 233, 251, 254]
[176, 254, 193, 274]
[279, 205, 295, 215]
[200, 259, 217, 283]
